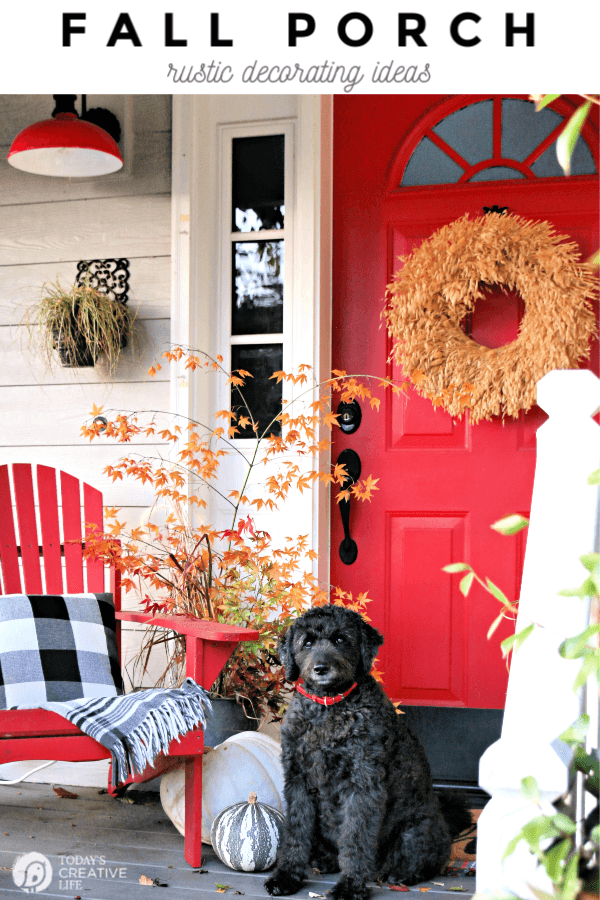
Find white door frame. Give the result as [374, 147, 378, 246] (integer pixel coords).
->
[170, 94, 333, 589]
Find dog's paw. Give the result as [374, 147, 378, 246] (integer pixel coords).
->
[329, 875, 371, 900]
[264, 871, 303, 896]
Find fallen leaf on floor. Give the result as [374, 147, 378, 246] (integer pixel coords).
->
[3, 832, 8, 835]
[216, 883, 231, 893]
[450, 888, 466, 893]
[418, 889, 431, 893]
[311, 867, 321, 875]
[387, 886, 409, 892]
[70, 823, 76, 827]
[233, 892, 245, 895]
[53, 786, 79, 799]
[139, 875, 154, 886]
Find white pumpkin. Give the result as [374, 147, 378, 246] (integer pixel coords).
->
[160, 731, 285, 843]
[211, 791, 284, 871]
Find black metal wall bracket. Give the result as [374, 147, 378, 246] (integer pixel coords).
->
[76, 259, 130, 304]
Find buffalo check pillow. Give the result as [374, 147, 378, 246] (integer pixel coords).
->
[0, 593, 123, 709]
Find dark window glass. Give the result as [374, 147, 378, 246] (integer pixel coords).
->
[401, 98, 596, 187]
[232, 240, 284, 335]
[402, 136, 464, 186]
[469, 166, 527, 182]
[232, 135, 285, 232]
[231, 344, 283, 438]
[531, 136, 596, 177]
[501, 98, 561, 163]
[432, 99, 493, 166]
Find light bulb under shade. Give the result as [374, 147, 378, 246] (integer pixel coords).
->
[7, 113, 123, 178]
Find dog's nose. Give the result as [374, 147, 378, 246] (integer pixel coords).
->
[313, 664, 330, 676]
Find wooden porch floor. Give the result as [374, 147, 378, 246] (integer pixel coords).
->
[0, 783, 475, 899]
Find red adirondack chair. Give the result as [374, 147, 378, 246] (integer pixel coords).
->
[0, 463, 259, 866]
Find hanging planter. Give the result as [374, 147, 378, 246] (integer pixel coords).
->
[53, 311, 98, 367]
[23, 278, 136, 375]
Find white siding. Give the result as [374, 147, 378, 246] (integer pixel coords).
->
[0, 94, 171, 537]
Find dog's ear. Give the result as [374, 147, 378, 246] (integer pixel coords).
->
[278, 622, 300, 682]
[358, 618, 384, 675]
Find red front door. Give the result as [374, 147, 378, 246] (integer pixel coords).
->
[331, 94, 599, 711]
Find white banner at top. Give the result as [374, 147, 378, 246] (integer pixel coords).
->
[1, 1, 598, 94]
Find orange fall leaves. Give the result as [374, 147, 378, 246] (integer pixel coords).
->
[81, 349, 405, 696]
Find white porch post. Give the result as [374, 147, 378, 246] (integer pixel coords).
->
[477, 369, 600, 898]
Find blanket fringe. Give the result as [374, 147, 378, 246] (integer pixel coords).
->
[111, 681, 212, 786]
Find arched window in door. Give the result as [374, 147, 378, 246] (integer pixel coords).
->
[395, 96, 597, 188]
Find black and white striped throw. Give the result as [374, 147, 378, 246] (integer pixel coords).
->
[39, 678, 212, 787]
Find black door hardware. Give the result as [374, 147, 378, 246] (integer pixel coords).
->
[336, 448, 361, 565]
[337, 399, 362, 434]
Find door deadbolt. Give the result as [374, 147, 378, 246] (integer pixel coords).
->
[337, 399, 362, 435]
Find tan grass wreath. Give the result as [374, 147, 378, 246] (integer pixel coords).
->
[384, 213, 597, 423]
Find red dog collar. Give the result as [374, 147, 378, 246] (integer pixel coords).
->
[296, 682, 358, 706]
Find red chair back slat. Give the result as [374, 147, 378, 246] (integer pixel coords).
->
[13, 464, 43, 594]
[83, 482, 105, 591]
[37, 465, 64, 594]
[0, 464, 22, 594]
[60, 470, 84, 594]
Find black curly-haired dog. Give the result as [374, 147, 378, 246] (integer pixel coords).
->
[264, 605, 470, 900]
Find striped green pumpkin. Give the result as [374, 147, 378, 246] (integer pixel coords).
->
[210, 792, 284, 872]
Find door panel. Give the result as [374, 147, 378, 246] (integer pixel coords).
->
[331, 94, 599, 711]
[387, 513, 466, 705]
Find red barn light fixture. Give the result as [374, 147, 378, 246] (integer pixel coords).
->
[7, 95, 123, 178]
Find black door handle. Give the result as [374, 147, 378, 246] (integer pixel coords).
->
[336, 448, 361, 565]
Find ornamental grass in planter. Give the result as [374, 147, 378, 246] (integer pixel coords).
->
[23, 279, 136, 375]
[82, 349, 402, 725]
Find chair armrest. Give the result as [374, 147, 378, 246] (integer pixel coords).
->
[116, 610, 259, 643]
[116, 611, 261, 689]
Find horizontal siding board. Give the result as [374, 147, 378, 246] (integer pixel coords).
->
[0, 195, 170, 267]
[0, 318, 170, 386]
[0, 132, 171, 205]
[0, 380, 171, 445]
[0, 256, 171, 325]
[132, 94, 172, 133]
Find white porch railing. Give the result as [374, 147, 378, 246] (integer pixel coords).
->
[477, 369, 600, 898]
